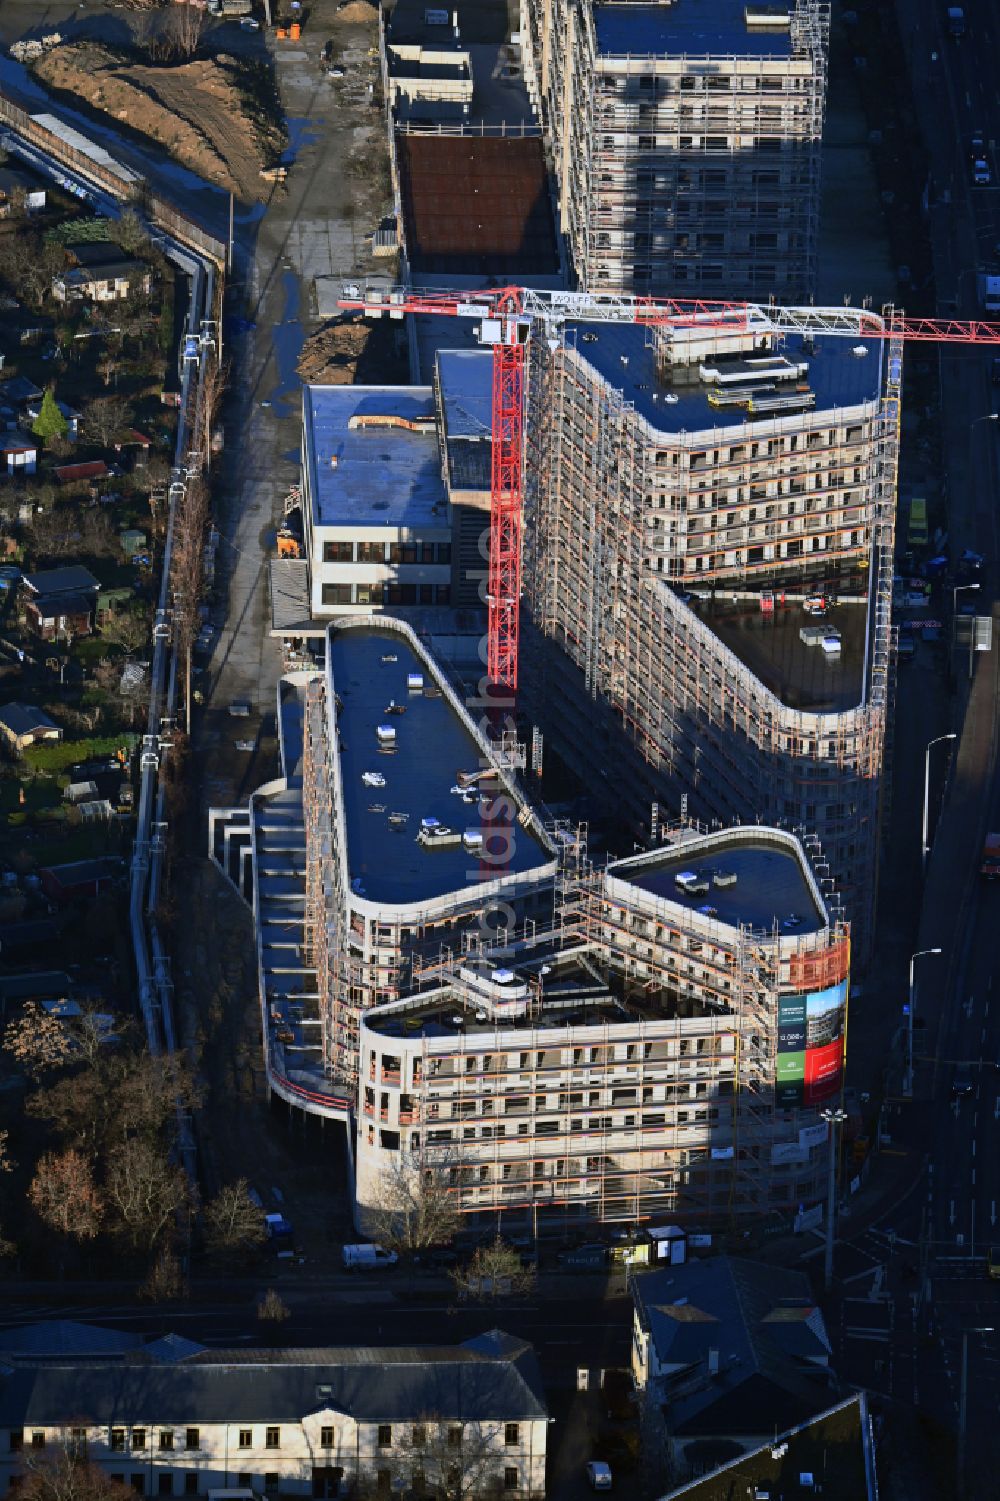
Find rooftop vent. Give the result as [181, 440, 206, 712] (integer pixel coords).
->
[745, 4, 791, 30]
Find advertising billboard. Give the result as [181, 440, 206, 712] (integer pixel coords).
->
[776, 980, 847, 1107]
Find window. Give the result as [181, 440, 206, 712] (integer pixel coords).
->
[31, 1434, 46, 1451]
[159, 1433, 174, 1452]
[411, 1426, 426, 1448]
[265, 1427, 281, 1450]
[111, 1430, 126, 1453]
[238, 1430, 252, 1449]
[504, 1424, 519, 1447]
[376, 1472, 391, 1497]
[323, 541, 353, 563]
[9, 1431, 23, 1453]
[321, 583, 352, 606]
[156, 1477, 172, 1497]
[130, 1477, 144, 1495]
[504, 1469, 519, 1492]
[238, 1479, 252, 1492]
[70, 1429, 87, 1456]
[377, 1426, 392, 1449]
[447, 1427, 462, 1450]
[320, 1427, 334, 1448]
[185, 1430, 199, 1452]
[264, 1477, 279, 1495]
[356, 542, 385, 564]
[183, 1477, 198, 1497]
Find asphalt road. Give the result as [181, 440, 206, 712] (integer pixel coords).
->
[817, 4, 1000, 1495]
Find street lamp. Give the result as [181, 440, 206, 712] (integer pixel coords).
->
[821, 1107, 847, 1292]
[906, 947, 942, 1096]
[953, 583, 981, 682]
[922, 733, 957, 872]
[958, 1327, 995, 1496]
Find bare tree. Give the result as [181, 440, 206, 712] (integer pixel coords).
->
[0, 1130, 14, 1175]
[140, 1243, 187, 1302]
[364, 1158, 460, 1253]
[3, 1001, 75, 1079]
[355, 1418, 512, 1501]
[101, 603, 152, 654]
[257, 1287, 290, 1326]
[81, 395, 132, 446]
[169, 474, 210, 728]
[204, 1179, 267, 1258]
[166, 2, 205, 59]
[29, 1149, 104, 1240]
[104, 1136, 193, 1251]
[19, 1449, 133, 1501]
[451, 1238, 536, 1302]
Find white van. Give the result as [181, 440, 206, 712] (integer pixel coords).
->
[342, 1242, 399, 1271]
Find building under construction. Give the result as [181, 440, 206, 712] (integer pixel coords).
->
[522, 311, 901, 963]
[521, 0, 829, 299]
[355, 822, 851, 1230]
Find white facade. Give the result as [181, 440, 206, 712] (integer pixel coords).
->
[0, 1341, 548, 1501]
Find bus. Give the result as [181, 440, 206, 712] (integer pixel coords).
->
[908, 496, 929, 547]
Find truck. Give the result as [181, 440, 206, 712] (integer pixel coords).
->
[947, 6, 966, 36]
[982, 833, 1000, 879]
[342, 1242, 398, 1271]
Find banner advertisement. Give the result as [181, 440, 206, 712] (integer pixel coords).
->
[776, 980, 848, 1107]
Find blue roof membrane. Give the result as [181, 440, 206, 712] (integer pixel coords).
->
[330, 628, 550, 905]
[305, 386, 448, 530]
[623, 839, 824, 933]
[593, 1, 795, 59]
[436, 349, 493, 440]
[565, 324, 884, 435]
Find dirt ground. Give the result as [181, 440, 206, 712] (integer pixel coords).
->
[33, 41, 281, 202]
[297, 316, 408, 385]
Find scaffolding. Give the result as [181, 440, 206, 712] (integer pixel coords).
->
[521, 0, 830, 299]
[522, 320, 897, 964]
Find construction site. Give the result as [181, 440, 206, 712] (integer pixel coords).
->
[521, 309, 901, 963]
[212, 606, 855, 1230]
[521, 0, 830, 299]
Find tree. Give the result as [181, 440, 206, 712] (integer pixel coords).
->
[80, 395, 132, 447]
[3, 1001, 75, 1080]
[140, 1243, 186, 1302]
[205, 1179, 267, 1258]
[356, 1417, 513, 1501]
[364, 1158, 460, 1252]
[29, 1149, 104, 1240]
[166, 2, 205, 59]
[100, 603, 152, 654]
[104, 1136, 192, 1251]
[115, 208, 149, 257]
[32, 389, 68, 444]
[0, 1130, 14, 1174]
[18, 1448, 133, 1501]
[256, 1287, 290, 1326]
[451, 1238, 536, 1302]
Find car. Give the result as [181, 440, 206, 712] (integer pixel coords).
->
[240, 15, 260, 27]
[971, 130, 986, 156]
[228, 700, 252, 718]
[952, 1076, 974, 1098]
[973, 159, 991, 186]
[585, 1463, 613, 1491]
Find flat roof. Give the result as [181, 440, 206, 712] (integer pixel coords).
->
[367, 954, 624, 1040]
[304, 386, 448, 531]
[397, 135, 559, 277]
[617, 836, 824, 934]
[565, 325, 884, 436]
[593, 1, 797, 59]
[436, 350, 492, 440]
[692, 594, 868, 712]
[330, 627, 551, 905]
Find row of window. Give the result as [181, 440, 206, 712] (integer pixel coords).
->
[321, 542, 451, 565]
[321, 583, 450, 608]
[9, 1429, 282, 1455]
[376, 1424, 520, 1448]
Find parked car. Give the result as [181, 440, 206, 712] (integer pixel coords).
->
[342, 1242, 399, 1271]
[586, 1463, 613, 1491]
[972, 159, 991, 186]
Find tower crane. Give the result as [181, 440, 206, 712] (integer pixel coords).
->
[339, 284, 1000, 692]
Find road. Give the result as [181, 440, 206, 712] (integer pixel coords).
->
[0, 1273, 632, 1381]
[818, 3, 1000, 1495]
